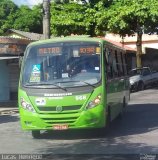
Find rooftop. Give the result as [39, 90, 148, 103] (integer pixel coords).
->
[105, 33, 158, 43]
[7, 29, 45, 41]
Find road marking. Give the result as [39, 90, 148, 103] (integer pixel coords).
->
[0, 109, 19, 115]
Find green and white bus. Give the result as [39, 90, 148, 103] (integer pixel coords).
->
[18, 36, 130, 138]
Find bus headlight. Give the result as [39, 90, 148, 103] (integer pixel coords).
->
[86, 94, 101, 110]
[20, 98, 35, 113]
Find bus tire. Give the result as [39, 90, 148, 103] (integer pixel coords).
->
[105, 106, 111, 129]
[99, 107, 111, 136]
[32, 130, 40, 139]
[118, 97, 126, 119]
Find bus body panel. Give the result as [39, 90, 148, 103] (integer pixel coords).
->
[18, 86, 106, 130]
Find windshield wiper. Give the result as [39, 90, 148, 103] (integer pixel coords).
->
[57, 80, 96, 88]
[81, 81, 96, 88]
[24, 82, 67, 91]
[52, 83, 67, 91]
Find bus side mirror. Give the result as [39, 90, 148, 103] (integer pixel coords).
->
[19, 53, 24, 68]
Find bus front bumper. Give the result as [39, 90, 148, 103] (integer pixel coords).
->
[19, 105, 105, 130]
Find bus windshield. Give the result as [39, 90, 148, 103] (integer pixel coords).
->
[22, 41, 101, 88]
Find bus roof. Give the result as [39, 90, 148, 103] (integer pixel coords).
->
[26, 35, 135, 52]
[28, 36, 104, 47]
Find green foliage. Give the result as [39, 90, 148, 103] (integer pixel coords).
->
[99, 0, 158, 36]
[0, 0, 18, 34]
[50, 0, 111, 36]
[50, 3, 88, 36]
[13, 5, 43, 33]
[0, 0, 42, 35]
[1, 0, 158, 38]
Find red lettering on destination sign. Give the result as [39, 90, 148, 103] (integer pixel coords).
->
[80, 47, 95, 54]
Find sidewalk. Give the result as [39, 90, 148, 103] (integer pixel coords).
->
[0, 101, 19, 115]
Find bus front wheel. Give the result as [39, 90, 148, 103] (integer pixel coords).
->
[97, 107, 111, 136]
[32, 130, 40, 139]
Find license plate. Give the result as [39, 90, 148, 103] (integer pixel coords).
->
[53, 124, 68, 130]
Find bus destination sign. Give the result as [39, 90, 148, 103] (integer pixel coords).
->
[38, 47, 61, 55]
[79, 46, 100, 54]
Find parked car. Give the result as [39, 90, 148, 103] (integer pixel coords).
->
[129, 67, 158, 91]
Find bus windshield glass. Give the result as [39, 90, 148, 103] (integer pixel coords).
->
[22, 41, 101, 88]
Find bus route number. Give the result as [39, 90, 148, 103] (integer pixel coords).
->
[79, 47, 95, 54]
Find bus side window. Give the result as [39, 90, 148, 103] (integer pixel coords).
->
[122, 53, 128, 75]
[112, 51, 118, 77]
[120, 52, 125, 76]
[117, 51, 124, 76]
[104, 47, 113, 79]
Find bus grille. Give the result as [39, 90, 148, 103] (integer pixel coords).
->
[40, 115, 79, 126]
[38, 105, 82, 126]
[37, 105, 81, 112]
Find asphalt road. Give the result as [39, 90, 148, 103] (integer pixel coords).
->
[0, 88, 158, 159]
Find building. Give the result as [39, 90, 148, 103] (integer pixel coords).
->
[0, 29, 44, 102]
[105, 33, 158, 71]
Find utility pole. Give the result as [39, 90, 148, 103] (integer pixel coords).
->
[136, 26, 143, 68]
[43, 0, 50, 39]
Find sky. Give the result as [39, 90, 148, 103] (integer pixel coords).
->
[12, 0, 43, 6]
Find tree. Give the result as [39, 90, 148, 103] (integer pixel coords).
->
[85, 0, 112, 36]
[0, 0, 18, 34]
[50, 3, 88, 36]
[0, 1, 43, 35]
[50, 0, 111, 36]
[13, 5, 43, 33]
[98, 0, 158, 67]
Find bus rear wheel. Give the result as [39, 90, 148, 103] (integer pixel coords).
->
[32, 130, 40, 139]
[118, 98, 126, 119]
